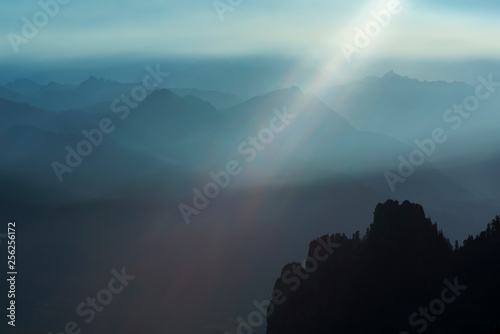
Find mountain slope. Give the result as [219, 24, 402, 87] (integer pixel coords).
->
[317, 71, 500, 146]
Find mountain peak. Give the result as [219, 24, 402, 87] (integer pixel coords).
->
[383, 69, 399, 78]
[373, 199, 426, 225]
[83, 75, 100, 82]
[364, 199, 451, 249]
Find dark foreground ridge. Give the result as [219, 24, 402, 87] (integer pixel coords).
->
[267, 200, 500, 334]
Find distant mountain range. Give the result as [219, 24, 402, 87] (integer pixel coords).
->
[318, 70, 500, 144]
[1, 71, 499, 334]
[0, 76, 243, 111]
[1, 73, 499, 237]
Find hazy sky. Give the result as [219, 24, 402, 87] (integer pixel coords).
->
[1, 0, 499, 85]
[1, 0, 499, 60]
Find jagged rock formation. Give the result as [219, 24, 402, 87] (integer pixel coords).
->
[267, 200, 500, 334]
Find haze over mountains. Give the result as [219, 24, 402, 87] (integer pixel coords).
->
[2, 69, 499, 231]
[1, 66, 499, 334]
[2, 0, 500, 332]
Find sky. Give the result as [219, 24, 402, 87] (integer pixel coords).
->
[1, 0, 500, 82]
